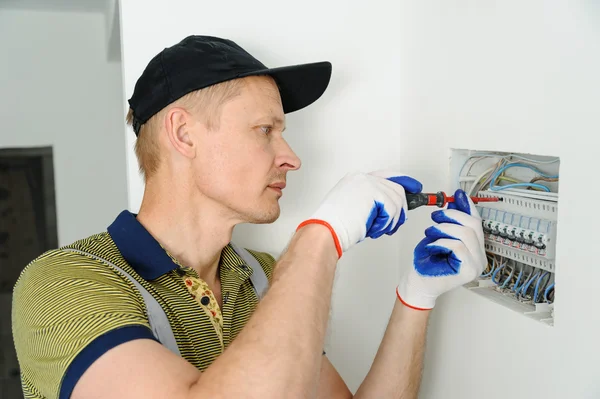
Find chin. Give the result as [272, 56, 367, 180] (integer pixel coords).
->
[249, 205, 281, 224]
[257, 210, 280, 224]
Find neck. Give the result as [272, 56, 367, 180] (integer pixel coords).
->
[136, 174, 238, 282]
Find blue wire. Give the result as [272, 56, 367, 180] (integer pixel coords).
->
[500, 267, 514, 289]
[533, 272, 549, 303]
[489, 163, 558, 192]
[481, 257, 496, 278]
[481, 268, 495, 278]
[491, 182, 552, 192]
[544, 283, 555, 303]
[512, 268, 524, 292]
[516, 269, 533, 297]
[497, 163, 559, 179]
[521, 272, 540, 298]
[458, 155, 559, 191]
[492, 262, 506, 285]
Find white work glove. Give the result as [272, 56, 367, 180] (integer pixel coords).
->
[297, 170, 423, 258]
[396, 189, 486, 310]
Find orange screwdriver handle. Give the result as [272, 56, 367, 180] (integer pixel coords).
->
[406, 192, 500, 210]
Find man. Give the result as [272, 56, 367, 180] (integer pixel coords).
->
[12, 35, 486, 398]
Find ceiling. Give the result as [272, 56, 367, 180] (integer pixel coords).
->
[0, 0, 107, 14]
[0, 0, 120, 62]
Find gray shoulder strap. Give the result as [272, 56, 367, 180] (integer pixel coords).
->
[62, 248, 181, 357]
[229, 242, 269, 300]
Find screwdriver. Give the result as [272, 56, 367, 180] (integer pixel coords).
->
[406, 191, 502, 210]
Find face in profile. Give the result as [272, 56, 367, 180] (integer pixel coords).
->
[190, 76, 302, 224]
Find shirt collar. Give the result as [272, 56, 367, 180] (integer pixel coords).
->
[107, 210, 178, 280]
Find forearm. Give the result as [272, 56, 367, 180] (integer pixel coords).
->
[192, 224, 339, 398]
[354, 299, 430, 399]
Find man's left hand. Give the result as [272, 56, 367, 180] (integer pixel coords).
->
[396, 189, 487, 310]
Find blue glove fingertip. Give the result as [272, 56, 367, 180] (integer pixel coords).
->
[447, 189, 472, 215]
[424, 226, 456, 241]
[431, 210, 463, 226]
[386, 210, 407, 236]
[386, 176, 423, 194]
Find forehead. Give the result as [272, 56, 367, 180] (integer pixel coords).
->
[236, 76, 284, 115]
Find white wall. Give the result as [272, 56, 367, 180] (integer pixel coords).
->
[0, 9, 129, 246]
[396, 2, 600, 398]
[120, 1, 600, 397]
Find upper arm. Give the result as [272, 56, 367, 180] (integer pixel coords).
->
[72, 337, 200, 399]
[317, 355, 352, 399]
[11, 252, 175, 399]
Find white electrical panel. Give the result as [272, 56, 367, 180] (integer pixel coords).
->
[449, 149, 559, 326]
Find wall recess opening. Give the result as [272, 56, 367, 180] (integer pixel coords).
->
[0, 146, 58, 395]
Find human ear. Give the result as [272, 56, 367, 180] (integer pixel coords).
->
[165, 107, 196, 159]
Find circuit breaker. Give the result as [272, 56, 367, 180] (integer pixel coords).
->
[450, 149, 559, 326]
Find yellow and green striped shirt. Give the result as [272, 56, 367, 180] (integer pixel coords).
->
[12, 210, 275, 399]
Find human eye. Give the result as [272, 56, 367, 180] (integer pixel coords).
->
[260, 126, 272, 134]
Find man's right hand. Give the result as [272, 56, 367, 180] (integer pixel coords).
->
[297, 170, 422, 257]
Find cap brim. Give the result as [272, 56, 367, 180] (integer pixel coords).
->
[239, 61, 332, 114]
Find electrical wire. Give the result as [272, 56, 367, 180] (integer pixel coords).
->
[492, 260, 506, 285]
[459, 153, 559, 195]
[475, 159, 506, 193]
[544, 283, 555, 303]
[500, 265, 515, 289]
[458, 155, 504, 193]
[481, 255, 496, 278]
[496, 163, 558, 179]
[512, 264, 524, 292]
[516, 266, 534, 298]
[533, 272, 550, 303]
[468, 166, 497, 196]
[506, 154, 560, 164]
[530, 177, 559, 184]
[496, 176, 548, 192]
[520, 271, 541, 300]
[463, 152, 560, 165]
[493, 182, 551, 192]
[497, 176, 522, 184]
[489, 163, 559, 192]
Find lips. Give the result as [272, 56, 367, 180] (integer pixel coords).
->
[268, 182, 286, 190]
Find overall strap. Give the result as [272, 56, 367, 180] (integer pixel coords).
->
[228, 242, 269, 300]
[62, 248, 181, 357]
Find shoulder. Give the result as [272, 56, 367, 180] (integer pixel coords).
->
[13, 232, 147, 327]
[12, 233, 153, 398]
[14, 232, 137, 297]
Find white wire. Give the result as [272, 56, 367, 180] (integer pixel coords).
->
[458, 155, 501, 189]
[468, 166, 496, 196]
[504, 154, 560, 164]
[467, 152, 559, 165]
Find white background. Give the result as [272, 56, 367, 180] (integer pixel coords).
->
[117, 1, 600, 398]
[0, 8, 128, 246]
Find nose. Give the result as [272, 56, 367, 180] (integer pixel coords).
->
[274, 136, 301, 171]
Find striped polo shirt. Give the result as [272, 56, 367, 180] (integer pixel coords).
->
[11, 210, 276, 399]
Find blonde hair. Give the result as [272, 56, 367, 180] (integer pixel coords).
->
[126, 79, 244, 181]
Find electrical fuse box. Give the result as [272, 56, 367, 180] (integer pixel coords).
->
[476, 191, 557, 272]
[449, 148, 560, 326]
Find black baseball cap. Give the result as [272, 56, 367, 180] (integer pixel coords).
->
[128, 35, 332, 136]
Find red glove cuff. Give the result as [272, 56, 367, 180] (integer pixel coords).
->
[395, 286, 432, 311]
[296, 219, 343, 259]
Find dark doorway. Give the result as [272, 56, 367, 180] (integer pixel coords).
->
[0, 146, 58, 398]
